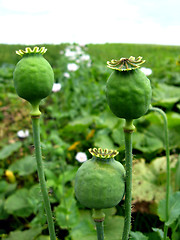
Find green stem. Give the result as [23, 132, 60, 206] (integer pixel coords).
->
[31, 116, 56, 240]
[94, 221, 104, 240]
[149, 107, 170, 240]
[122, 119, 134, 240]
[92, 209, 105, 240]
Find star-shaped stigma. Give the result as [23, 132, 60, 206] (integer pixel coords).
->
[107, 56, 145, 71]
[89, 148, 119, 159]
[16, 46, 47, 57]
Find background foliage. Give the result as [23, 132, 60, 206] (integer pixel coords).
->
[0, 43, 180, 239]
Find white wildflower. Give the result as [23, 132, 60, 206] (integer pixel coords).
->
[52, 83, 61, 92]
[67, 63, 79, 72]
[17, 129, 29, 138]
[87, 61, 92, 68]
[75, 45, 83, 54]
[63, 72, 70, 78]
[76, 59, 80, 64]
[140, 67, 152, 76]
[75, 152, 88, 163]
[79, 54, 91, 61]
[65, 49, 77, 60]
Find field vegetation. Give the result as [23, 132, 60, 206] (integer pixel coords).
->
[0, 43, 180, 240]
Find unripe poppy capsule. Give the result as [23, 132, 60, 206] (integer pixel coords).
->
[13, 47, 54, 116]
[75, 148, 125, 209]
[106, 56, 152, 120]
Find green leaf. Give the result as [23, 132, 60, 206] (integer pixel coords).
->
[4, 188, 34, 217]
[55, 188, 80, 229]
[132, 159, 164, 203]
[134, 112, 180, 153]
[0, 180, 17, 198]
[9, 155, 37, 176]
[158, 192, 180, 226]
[55, 199, 79, 229]
[36, 236, 50, 240]
[0, 168, 4, 176]
[104, 215, 124, 240]
[152, 83, 180, 109]
[58, 166, 78, 185]
[0, 199, 9, 220]
[0, 142, 22, 160]
[94, 129, 116, 150]
[146, 232, 161, 240]
[0, 180, 8, 194]
[132, 156, 178, 203]
[97, 110, 120, 129]
[70, 208, 124, 240]
[5, 226, 42, 240]
[133, 130, 163, 153]
[70, 218, 96, 240]
[172, 230, 180, 240]
[130, 231, 149, 240]
[111, 120, 125, 147]
[152, 228, 164, 240]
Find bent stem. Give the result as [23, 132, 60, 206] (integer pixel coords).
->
[92, 209, 105, 240]
[32, 116, 56, 240]
[122, 119, 135, 240]
[149, 107, 170, 240]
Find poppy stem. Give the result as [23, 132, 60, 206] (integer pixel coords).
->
[92, 209, 105, 240]
[122, 119, 135, 240]
[149, 107, 170, 240]
[31, 116, 56, 240]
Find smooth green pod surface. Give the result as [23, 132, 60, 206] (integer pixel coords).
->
[75, 151, 125, 209]
[13, 51, 54, 106]
[106, 69, 152, 120]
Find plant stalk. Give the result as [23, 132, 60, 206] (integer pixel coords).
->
[92, 209, 105, 240]
[32, 116, 56, 240]
[149, 107, 170, 240]
[122, 119, 135, 240]
[94, 221, 104, 240]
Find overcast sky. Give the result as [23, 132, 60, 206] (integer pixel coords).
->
[0, 0, 180, 46]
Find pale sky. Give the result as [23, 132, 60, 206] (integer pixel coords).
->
[0, 0, 180, 45]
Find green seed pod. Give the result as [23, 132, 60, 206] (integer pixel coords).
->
[13, 47, 54, 116]
[75, 148, 125, 209]
[106, 56, 152, 120]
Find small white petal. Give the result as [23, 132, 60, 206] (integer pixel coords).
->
[87, 61, 92, 67]
[17, 129, 29, 138]
[67, 63, 79, 72]
[75, 152, 88, 163]
[140, 67, 152, 76]
[80, 54, 91, 61]
[63, 72, 70, 78]
[76, 59, 80, 63]
[52, 83, 61, 92]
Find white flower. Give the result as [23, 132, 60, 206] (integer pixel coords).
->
[87, 61, 91, 68]
[75, 152, 88, 163]
[63, 72, 70, 78]
[75, 45, 83, 54]
[67, 63, 79, 72]
[52, 83, 61, 92]
[140, 67, 152, 76]
[79, 54, 91, 61]
[17, 129, 29, 138]
[65, 49, 77, 60]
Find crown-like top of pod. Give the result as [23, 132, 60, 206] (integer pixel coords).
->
[16, 46, 47, 57]
[89, 148, 119, 159]
[107, 56, 145, 71]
